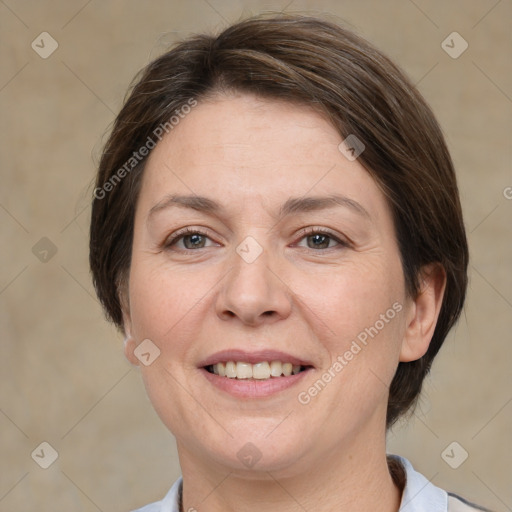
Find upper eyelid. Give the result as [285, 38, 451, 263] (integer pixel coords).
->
[294, 226, 343, 239]
[164, 227, 218, 246]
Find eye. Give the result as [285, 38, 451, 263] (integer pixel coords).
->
[164, 228, 217, 251]
[295, 228, 347, 250]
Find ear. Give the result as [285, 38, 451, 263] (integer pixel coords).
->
[400, 263, 447, 362]
[121, 307, 140, 367]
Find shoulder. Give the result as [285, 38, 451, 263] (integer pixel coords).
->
[388, 455, 493, 512]
[130, 503, 162, 512]
[128, 476, 183, 512]
[447, 493, 494, 512]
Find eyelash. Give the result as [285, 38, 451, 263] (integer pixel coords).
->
[163, 227, 349, 252]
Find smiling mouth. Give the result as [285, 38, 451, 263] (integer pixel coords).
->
[204, 361, 312, 380]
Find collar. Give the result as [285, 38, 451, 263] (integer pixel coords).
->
[133, 455, 449, 512]
[391, 455, 447, 511]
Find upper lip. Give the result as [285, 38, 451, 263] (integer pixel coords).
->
[198, 349, 314, 368]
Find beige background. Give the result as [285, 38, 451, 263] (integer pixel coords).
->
[1, 0, 511, 511]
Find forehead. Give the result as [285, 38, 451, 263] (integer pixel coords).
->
[137, 93, 391, 223]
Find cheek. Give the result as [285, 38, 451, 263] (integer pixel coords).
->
[290, 254, 407, 399]
[127, 262, 214, 431]
[291, 255, 405, 336]
[128, 257, 210, 340]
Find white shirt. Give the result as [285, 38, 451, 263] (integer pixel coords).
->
[131, 455, 491, 512]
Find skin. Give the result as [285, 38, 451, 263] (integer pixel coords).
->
[123, 92, 446, 512]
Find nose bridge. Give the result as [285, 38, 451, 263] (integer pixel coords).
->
[216, 236, 291, 325]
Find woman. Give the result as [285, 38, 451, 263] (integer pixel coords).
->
[89, 14, 491, 512]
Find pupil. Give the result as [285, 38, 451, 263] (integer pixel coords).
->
[309, 234, 328, 249]
[185, 234, 204, 249]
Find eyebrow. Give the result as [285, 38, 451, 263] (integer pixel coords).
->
[148, 193, 371, 221]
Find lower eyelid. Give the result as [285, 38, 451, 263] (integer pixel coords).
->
[295, 237, 345, 249]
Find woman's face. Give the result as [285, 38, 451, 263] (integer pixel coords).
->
[123, 93, 415, 475]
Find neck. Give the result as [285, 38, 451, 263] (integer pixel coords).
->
[177, 430, 403, 512]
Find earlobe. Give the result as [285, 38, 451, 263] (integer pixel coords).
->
[124, 335, 141, 366]
[399, 263, 447, 362]
[121, 308, 140, 367]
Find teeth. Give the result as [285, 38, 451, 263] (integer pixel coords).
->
[236, 362, 253, 379]
[252, 362, 270, 380]
[209, 361, 305, 380]
[270, 360, 283, 377]
[225, 361, 237, 378]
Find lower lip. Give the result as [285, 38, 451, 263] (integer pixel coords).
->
[200, 367, 313, 398]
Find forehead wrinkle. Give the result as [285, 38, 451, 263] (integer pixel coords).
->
[146, 193, 371, 228]
[279, 195, 371, 220]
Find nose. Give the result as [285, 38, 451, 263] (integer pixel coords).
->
[216, 246, 292, 326]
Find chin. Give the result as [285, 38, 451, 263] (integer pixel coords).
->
[198, 426, 310, 477]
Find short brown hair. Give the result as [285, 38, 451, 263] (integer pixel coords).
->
[89, 13, 468, 429]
